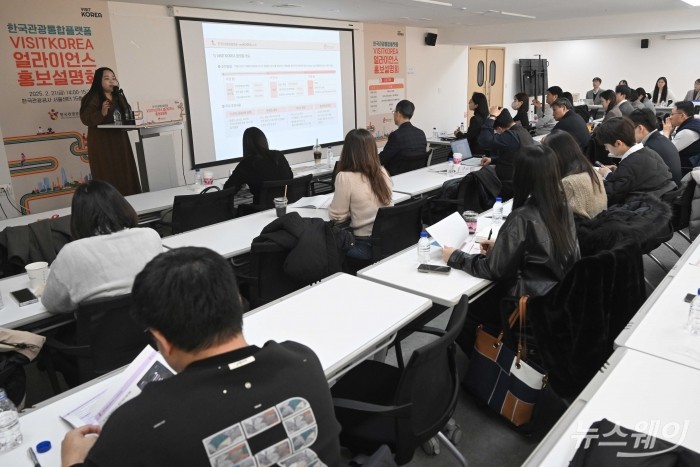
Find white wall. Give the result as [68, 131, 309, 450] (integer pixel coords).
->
[499, 35, 700, 104]
[405, 27, 469, 135]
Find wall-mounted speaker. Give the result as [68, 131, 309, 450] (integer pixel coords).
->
[425, 33, 437, 46]
[641, 38, 649, 49]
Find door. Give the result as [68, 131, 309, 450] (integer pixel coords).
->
[467, 47, 505, 112]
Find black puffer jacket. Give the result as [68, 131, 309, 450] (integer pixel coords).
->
[447, 200, 580, 297]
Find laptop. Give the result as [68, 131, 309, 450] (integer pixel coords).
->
[450, 139, 481, 166]
[584, 98, 594, 105]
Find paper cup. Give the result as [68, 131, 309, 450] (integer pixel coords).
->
[203, 171, 214, 186]
[25, 261, 49, 295]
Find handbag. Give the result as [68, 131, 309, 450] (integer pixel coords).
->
[462, 295, 548, 427]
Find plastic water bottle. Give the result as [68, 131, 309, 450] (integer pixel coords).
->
[417, 231, 431, 264]
[492, 197, 503, 222]
[113, 108, 122, 126]
[326, 146, 334, 169]
[460, 122, 465, 132]
[446, 157, 455, 177]
[0, 389, 22, 452]
[432, 127, 438, 139]
[194, 168, 202, 189]
[687, 289, 700, 335]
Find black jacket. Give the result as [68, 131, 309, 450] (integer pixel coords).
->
[379, 121, 427, 176]
[253, 212, 353, 284]
[447, 201, 579, 297]
[676, 117, 700, 168]
[513, 109, 529, 130]
[477, 120, 534, 199]
[456, 113, 487, 155]
[603, 146, 676, 205]
[552, 110, 591, 152]
[645, 130, 682, 185]
[223, 151, 293, 204]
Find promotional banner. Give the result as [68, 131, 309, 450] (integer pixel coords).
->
[363, 24, 407, 142]
[0, 0, 116, 214]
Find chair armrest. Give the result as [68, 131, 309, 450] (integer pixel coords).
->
[332, 397, 412, 418]
[43, 336, 92, 358]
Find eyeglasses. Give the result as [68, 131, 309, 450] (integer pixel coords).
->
[670, 112, 683, 116]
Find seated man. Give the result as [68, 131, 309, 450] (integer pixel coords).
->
[478, 106, 534, 200]
[532, 85, 562, 135]
[614, 85, 635, 117]
[586, 77, 603, 105]
[596, 117, 676, 206]
[61, 247, 341, 467]
[629, 108, 682, 184]
[662, 100, 700, 169]
[379, 99, 427, 175]
[551, 97, 591, 152]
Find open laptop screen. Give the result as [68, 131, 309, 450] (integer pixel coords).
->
[450, 138, 473, 160]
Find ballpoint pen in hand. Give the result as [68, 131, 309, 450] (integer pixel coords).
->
[28, 447, 41, 467]
[487, 228, 493, 241]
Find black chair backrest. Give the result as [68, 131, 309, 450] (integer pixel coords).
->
[75, 294, 149, 380]
[390, 151, 431, 176]
[249, 241, 307, 308]
[171, 186, 237, 234]
[371, 198, 427, 260]
[258, 174, 312, 209]
[429, 145, 451, 166]
[392, 296, 467, 464]
[574, 104, 590, 123]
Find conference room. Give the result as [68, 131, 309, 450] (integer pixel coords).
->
[1, 0, 700, 466]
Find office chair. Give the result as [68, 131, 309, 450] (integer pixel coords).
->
[389, 151, 431, 176]
[246, 241, 308, 308]
[425, 165, 501, 224]
[310, 162, 339, 195]
[158, 186, 237, 235]
[41, 294, 149, 392]
[331, 296, 468, 466]
[427, 146, 452, 166]
[238, 174, 312, 216]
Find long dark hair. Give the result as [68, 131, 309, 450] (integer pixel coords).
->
[652, 76, 668, 104]
[80, 67, 113, 109]
[242, 127, 270, 158]
[600, 90, 616, 112]
[512, 145, 577, 264]
[70, 180, 138, 240]
[544, 131, 602, 193]
[471, 92, 490, 120]
[338, 129, 392, 205]
[514, 92, 530, 113]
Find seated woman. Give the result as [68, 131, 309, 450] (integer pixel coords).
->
[42, 180, 162, 313]
[544, 131, 607, 219]
[600, 89, 621, 122]
[441, 145, 580, 352]
[454, 92, 489, 155]
[511, 92, 530, 129]
[329, 129, 393, 260]
[223, 127, 293, 204]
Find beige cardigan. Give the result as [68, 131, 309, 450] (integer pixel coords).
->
[562, 172, 607, 219]
[329, 169, 393, 237]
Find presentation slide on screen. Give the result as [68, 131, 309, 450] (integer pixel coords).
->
[179, 21, 356, 166]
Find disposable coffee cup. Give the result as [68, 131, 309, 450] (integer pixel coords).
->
[203, 171, 214, 186]
[462, 211, 478, 235]
[313, 150, 322, 164]
[274, 197, 288, 217]
[25, 261, 49, 295]
[452, 153, 463, 165]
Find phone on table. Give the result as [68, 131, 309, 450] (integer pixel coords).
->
[685, 293, 697, 303]
[417, 264, 451, 274]
[11, 288, 38, 307]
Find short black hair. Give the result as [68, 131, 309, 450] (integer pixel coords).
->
[628, 109, 657, 132]
[70, 180, 138, 240]
[394, 100, 415, 119]
[131, 247, 246, 352]
[562, 92, 574, 104]
[547, 86, 563, 98]
[593, 77, 602, 84]
[615, 85, 631, 98]
[552, 97, 573, 110]
[494, 109, 514, 129]
[595, 117, 636, 147]
[674, 101, 695, 118]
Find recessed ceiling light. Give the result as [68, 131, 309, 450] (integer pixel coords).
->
[410, 0, 453, 6]
[680, 0, 700, 5]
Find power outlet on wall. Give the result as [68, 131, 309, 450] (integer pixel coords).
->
[0, 184, 12, 196]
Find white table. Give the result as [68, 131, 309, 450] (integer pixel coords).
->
[0, 273, 58, 330]
[0, 273, 431, 467]
[391, 166, 471, 197]
[614, 235, 700, 370]
[161, 207, 330, 258]
[523, 348, 700, 466]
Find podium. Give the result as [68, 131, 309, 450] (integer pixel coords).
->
[97, 121, 183, 192]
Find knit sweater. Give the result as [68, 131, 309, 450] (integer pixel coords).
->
[562, 172, 607, 219]
[328, 169, 393, 237]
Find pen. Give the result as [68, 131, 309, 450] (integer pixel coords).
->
[28, 447, 41, 467]
[487, 228, 493, 241]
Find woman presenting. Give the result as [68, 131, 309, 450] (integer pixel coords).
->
[79, 67, 141, 196]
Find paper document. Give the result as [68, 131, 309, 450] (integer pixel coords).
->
[426, 212, 470, 249]
[61, 346, 175, 428]
[288, 194, 333, 209]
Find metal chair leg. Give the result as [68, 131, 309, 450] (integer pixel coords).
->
[436, 431, 468, 467]
[662, 241, 683, 258]
[645, 253, 670, 273]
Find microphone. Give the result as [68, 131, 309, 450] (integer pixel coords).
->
[113, 85, 123, 96]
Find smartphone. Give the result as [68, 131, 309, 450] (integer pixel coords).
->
[11, 288, 38, 307]
[685, 293, 696, 303]
[417, 264, 451, 274]
[593, 161, 604, 167]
